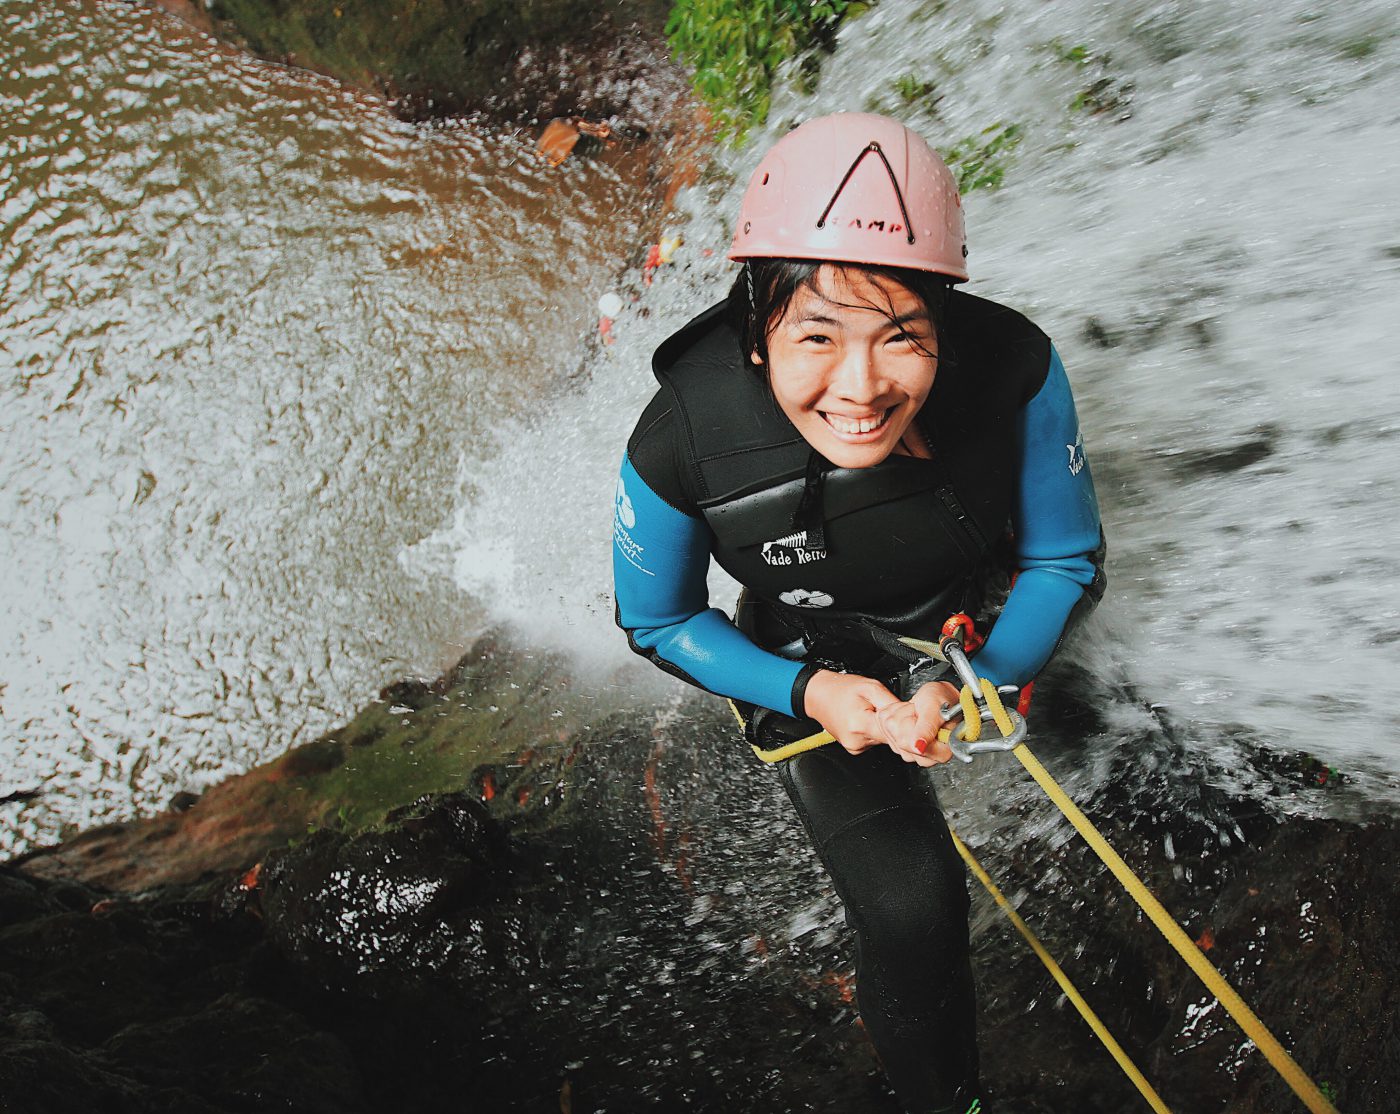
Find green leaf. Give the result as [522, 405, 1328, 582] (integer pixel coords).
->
[665, 0, 873, 144]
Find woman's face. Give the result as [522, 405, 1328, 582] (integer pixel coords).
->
[761, 266, 938, 469]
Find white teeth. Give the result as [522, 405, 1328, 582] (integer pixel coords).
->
[826, 411, 888, 435]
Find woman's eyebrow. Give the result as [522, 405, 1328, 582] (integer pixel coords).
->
[889, 310, 932, 328]
[790, 308, 931, 328]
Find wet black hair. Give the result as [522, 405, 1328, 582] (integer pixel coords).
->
[727, 258, 953, 375]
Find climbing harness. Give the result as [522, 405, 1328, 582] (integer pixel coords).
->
[732, 614, 1341, 1114]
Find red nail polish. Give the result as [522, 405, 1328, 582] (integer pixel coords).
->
[915, 738, 929, 754]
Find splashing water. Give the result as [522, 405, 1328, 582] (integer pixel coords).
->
[412, 0, 1400, 788]
[4, 0, 1398, 854]
[0, 0, 652, 852]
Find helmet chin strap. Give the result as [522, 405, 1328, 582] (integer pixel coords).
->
[815, 142, 917, 247]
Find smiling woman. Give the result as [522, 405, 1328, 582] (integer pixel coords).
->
[752, 263, 944, 468]
[612, 112, 1105, 1113]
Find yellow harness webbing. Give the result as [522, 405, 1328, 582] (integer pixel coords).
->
[950, 831, 1172, 1114]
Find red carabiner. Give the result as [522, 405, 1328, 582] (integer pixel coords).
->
[940, 612, 985, 655]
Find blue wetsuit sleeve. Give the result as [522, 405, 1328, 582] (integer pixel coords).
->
[973, 346, 1105, 688]
[613, 455, 807, 716]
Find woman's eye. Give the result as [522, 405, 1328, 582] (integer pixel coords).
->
[801, 333, 833, 345]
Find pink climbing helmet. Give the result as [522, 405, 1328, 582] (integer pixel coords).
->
[728, 112, 968, 282]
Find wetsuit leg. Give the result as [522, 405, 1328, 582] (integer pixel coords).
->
[778, 744, 980, 1114]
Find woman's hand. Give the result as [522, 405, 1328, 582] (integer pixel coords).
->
[876, 680, 961, 767]
[803, 670, 903, 756]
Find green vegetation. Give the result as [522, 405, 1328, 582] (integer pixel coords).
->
[1045, 38, 1095, 68]
[1042, 37, 1134, 118]
[262, 641, 604, 842]
[940, 121, 1023, 194]
[1338, 34, 1381, 60]
[1041, 38, 1136, 119]
[666, 0, 870, 143]
[210, 0, 672, 118]
[891, 72, 938, 105]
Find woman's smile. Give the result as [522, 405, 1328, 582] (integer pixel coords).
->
[821, 407, 893, 438]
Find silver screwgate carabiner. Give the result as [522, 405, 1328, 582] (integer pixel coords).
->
[936, 636, 1028, 764]
[941, 704, 1028, 763]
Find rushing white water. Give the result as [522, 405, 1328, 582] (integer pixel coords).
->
[415, 0, 1400, 786]
[4, 0, 1398, 855]
[0, 0, 653, 852]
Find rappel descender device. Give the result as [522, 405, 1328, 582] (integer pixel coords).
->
[900, 632, 1028, 764]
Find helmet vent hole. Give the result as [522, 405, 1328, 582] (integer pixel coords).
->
[761, 173, 770, 185]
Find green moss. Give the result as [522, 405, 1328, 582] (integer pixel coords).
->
[285, 644, 598, 837]
[665, 0, 871, 144]
[1041, 37, 1134, 119]
[891, 72, 938, 105]
[941, 121, 1023, 194]
[210, 0, 671, 117]
[1338, 35, 1381, 60]
[1044, 38, 1094, 68]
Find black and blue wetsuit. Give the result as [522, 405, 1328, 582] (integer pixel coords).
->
[613, 292, 1105, 1113]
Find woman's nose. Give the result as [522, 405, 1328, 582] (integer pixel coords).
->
[832, 346, 882, 401]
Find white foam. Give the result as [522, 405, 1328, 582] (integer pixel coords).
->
[415, 0, 1400, 778]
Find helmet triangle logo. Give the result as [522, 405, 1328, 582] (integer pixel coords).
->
[815, 142, 917, 246]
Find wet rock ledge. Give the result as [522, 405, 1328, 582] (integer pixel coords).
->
[148, 0, 689, 134]
[3, 640, 1398, 1112]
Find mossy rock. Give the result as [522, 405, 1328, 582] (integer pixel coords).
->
[13, 634, 606, 891]
[203, 0, 677, 125]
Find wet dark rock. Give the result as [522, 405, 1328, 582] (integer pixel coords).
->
[258, 792, 507, 993]
[277, 737, 347, 779]
[1161, 426, 1278, 478]
[962, 674, 1398, 1113]
[101, 993, 366, 1114]
[0, 864, 364, 1114]
[1081, 315, 1122, 348]
[14, 636, 594, 892]
[376, 675, 435, 711]
[142, 0, 711, 227]
[5, 644, 1397, 1112]
[149, 0, 688, 135]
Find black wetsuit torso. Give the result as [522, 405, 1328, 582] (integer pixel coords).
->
[615, 292, 1105, 1114]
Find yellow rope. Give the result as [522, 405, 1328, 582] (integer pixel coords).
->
[1010, 743, 1339, 1114]
[981, 679, 1015, 736]
[730, 700, 835, 763]
[957, 684, 983, 741]
[750, 729, 835, 763]
[735, 683, 1338, 1114]
[950, 830, 1173, 1114]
